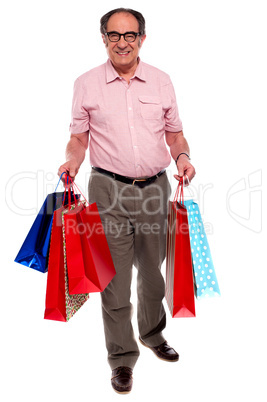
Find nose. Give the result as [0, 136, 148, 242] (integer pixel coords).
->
[117, 36, 128, 49]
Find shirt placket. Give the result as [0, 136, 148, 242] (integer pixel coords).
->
[126, 83, 142, 177]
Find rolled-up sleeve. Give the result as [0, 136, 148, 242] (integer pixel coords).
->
[164, 81, 183, 132]
[69, 77, 90, 134]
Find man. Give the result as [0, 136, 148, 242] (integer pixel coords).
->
[58, 8, 195, 394]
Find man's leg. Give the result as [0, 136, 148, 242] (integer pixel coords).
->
[88, 170, 140, 369]
[133, 172, 171, 347]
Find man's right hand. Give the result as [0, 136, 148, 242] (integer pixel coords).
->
[58, 159, 80, 184]
[57, 131, 89, 185]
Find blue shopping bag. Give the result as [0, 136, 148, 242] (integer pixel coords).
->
[14, 175, 80, 273]
[184, 199, 220, 299]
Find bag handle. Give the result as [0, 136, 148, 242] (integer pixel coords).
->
[173, 177, 185, 207]
[65, 175, 89, 206]
[59, 173, 78, 210]
[54, 172, 66, 191]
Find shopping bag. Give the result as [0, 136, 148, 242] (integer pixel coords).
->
[63, 181, 116, 295]
[165, 179, 196, 317]
[184, 199, 220, 298]
[44, 204, 89, 322]
[14, 174, 80, 272]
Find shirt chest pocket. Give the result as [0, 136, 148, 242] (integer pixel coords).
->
[139, 96, 162, 120]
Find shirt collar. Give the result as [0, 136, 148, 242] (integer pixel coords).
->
[106, 58, 146, 83]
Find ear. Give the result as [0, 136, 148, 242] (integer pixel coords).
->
[139, 34, 146, 48]
[102, 34, 108, 46]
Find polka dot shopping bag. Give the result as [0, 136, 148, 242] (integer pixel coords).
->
[165, 179, 196, 317]
[183, 199, 220, 299]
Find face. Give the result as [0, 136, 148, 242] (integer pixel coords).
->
[103, 12, 146, 73]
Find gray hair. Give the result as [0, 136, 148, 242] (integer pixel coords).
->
[100, 8, 146, 36]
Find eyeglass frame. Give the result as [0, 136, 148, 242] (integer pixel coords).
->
[105, 31, 141, 43]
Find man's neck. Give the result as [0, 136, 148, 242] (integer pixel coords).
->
[112, 59, 139, 84]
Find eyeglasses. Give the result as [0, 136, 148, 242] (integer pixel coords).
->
[105, 31, 141, 43]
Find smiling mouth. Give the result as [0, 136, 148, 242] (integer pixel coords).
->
[116, 51, 130, 56]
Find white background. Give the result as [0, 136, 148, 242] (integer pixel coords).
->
[1, 0, 266, 400]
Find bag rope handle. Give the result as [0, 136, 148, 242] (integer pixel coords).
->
[57, 173, 78, 210]
[65, 175, 89, 205]
[54, 172, 66, 191]
[173, 176, 185, 207]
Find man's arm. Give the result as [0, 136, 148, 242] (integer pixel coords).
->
[165, 130, 196, 185]
[58, 131, 89, 182]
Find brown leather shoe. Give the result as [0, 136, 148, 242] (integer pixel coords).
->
[111, 366, 133, 394]
[139, 337, 179, 362]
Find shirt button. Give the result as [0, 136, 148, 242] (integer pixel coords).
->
[129, 107, 132, 111]
[133, 145, 137, 148]
[130, 126, 134, 129]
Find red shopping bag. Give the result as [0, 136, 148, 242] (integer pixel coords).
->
[63, 181, 116, 295]
[44, 203, 89, 322]
[165, 179, 196, 317]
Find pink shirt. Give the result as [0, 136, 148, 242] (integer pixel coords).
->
[69, 59, 183, 177]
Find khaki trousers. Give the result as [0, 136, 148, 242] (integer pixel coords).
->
[88, 169, 171, 369]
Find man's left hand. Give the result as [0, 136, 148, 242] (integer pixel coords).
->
[174, 155, 196, 186]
